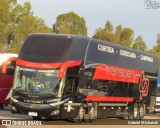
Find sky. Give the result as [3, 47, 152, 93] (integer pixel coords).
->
[17, 0, 160, 49]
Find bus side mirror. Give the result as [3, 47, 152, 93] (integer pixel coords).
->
[1, 57, 17, 74]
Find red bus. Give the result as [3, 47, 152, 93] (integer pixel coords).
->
[0, 54, 17, 108]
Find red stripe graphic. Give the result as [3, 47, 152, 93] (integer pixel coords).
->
[86, 96, 134, 102]
[93, 64, 143, 84]
[17, 59, 82, 78]
[58, 60, 82, 78]
[17, 59, 63, 69]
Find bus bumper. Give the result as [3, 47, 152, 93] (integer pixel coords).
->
[11, 102, 61, 118]
[10, 101, 78, 119]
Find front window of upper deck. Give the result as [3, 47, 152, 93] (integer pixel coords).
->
[13, 66, 61, 96]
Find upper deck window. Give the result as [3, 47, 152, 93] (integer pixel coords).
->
[19, 35, 73, 63]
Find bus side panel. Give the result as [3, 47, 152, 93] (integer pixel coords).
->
[0, 75, 14, 104]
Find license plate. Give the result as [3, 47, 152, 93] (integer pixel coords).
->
[28, 112, 38, 116]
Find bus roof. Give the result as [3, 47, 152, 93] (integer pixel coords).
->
[18, 34, 158, 73]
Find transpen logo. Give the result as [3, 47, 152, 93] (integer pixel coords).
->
[139, 74, 150, 100]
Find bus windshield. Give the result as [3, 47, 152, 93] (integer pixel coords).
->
[13, 66, 61, 96]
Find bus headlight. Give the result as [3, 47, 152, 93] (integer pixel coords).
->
[11, 97, 19, 103]
[51, 110, 59, 115]
[11, 106, 17, 111]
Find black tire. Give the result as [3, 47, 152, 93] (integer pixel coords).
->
[32, 116, 41, 120]
[128, 103, 140, 120]
[139, 103, 145, 119]
[73, 105, 85, 123]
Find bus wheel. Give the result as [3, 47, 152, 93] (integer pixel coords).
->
[89, 103, 97, 121]
[133, 103, 140, 119]
[32, 116, 41, 120]
[84, 103, 97, 123]
[128, 103, 140, 120]
[73, 105, 85, 123]
[139, 103, 145, 119]
[143, 103, 146, 116]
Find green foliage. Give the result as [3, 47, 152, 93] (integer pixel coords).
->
[93, 22, 134, 47]
[105, 20, 113, 32]
[148, 48, 160, 70]
[0, 0, 10, 23]
[0, 0, 10, 52]
[10, 1, 32, 23]
[132, 36, 147, 51]
[11, 16, 52, 53]
[0, 0, 52, 53]
[119, 28, 134, 47]
[115, 24, 122, 40]
[157, 33, 160, 45]
[53, 12, 87, 36]
[148, 34, 160, 70]
[93, 28, 118, 43]
[0, 22, 9, 46]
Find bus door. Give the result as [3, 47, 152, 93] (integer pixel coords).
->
[61, 66, 80, 119]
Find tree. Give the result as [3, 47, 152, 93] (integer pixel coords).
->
[150, 33, 160, 53]
[157, 33, 160, 45]
[105, 20, 113, 32]
[132, 36, 147, 51]
[148, 33, 160, 70]
[93, 28, 118, 44]
[0, 0, 10, 23]
[53, 12, 87, 36]
[119, 28, 134, 47]
[93, 21, 135, 48]
[93, 21, 118, 44]
[10, 16, 52, 53]
[115, 24, 122, 43]
[0, 0, 10, 52]
[0, 0, 52, 53]
[10, 1, 32, 23]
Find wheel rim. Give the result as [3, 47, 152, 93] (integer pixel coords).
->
[134, 107, 138, 118]
[79, 106, 84, 119]
[90, 105, 95, 119]
[140, 106, 144, 118]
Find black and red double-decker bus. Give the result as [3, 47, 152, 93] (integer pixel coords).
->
[0, 54, 17, 108]
[11, 34, 158, 122]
